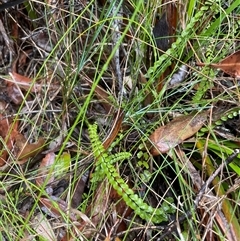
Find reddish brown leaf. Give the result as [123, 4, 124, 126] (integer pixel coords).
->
[103, 110, 124, 149]
[197, 50, 240, 78]
[110, 188, 132, 218]
[10, 71, 33, 90]
[109, 188, 132, 233]
[0, 113, 19, 166]
[39, 197, 66, 219]
[39, 197, 84, 222]
[71, 175, 88, 209]
[36, 152, 56, 187]
[3, 71, 44, 104]
[149, 111, 209, 155]
[5, 72, 32, 105]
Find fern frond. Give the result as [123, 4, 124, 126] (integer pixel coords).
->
[108, 152, 132, 163]
[88, 123, 175, 223]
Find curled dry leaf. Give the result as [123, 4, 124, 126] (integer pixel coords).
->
[197, 50, 240, 78]
[103, 110, 124, 149]
[149, 111, 209, 155]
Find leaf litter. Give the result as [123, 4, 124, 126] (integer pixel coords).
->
[197, 50, 240, 78]
[0, 1, 239, 241]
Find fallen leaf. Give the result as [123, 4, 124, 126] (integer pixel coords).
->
[4, 72, 32, 105]
[149, 111, 209, 155]
[36, 152, 56, 187]
[15, 133, 45, 163]
[40, 197, 66, 219]
[9, 71, 44, 92]
[109, 188, 132, 233]
[71, 173, 88, 209]
[3, 71, 43, 104]
[31, 212, 56, 241]
[0, 112, 19, 166]
[103, 110, 124, 149]
[196, 50, 240, 78]
[39, 197, 89, 222]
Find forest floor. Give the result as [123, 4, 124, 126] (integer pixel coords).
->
[0, 0, 239, 240]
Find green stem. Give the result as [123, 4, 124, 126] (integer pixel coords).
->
[88, 123, 175, 223]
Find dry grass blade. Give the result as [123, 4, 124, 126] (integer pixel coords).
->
[174, 147, 238, 241]
[0, 0, 239, 240]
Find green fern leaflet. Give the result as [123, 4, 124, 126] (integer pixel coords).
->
[88, 123, 175, 223]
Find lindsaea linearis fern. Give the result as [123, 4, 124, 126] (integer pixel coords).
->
[88, 123, 175, 223]
[147, 0, 220, 80]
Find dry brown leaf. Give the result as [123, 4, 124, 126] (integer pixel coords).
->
[36, 152, 56, 187]
[39, 197, 91, 223]
[149, 111, 209, 155]
[71, 175, 88, 209]
[103, 110, 124, 149]
[3, 71, 43, 104]
[0, 113, 19, 166]
[40, 197, 69, 219]
[5, 72, 32, 105]
[197, 50, 240, 78]
[31, 213, 56, 241]
[15, 133, 45, 163]
[10, 71, 39, 92]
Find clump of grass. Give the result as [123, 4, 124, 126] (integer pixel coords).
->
[0, 0, 239, 240]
